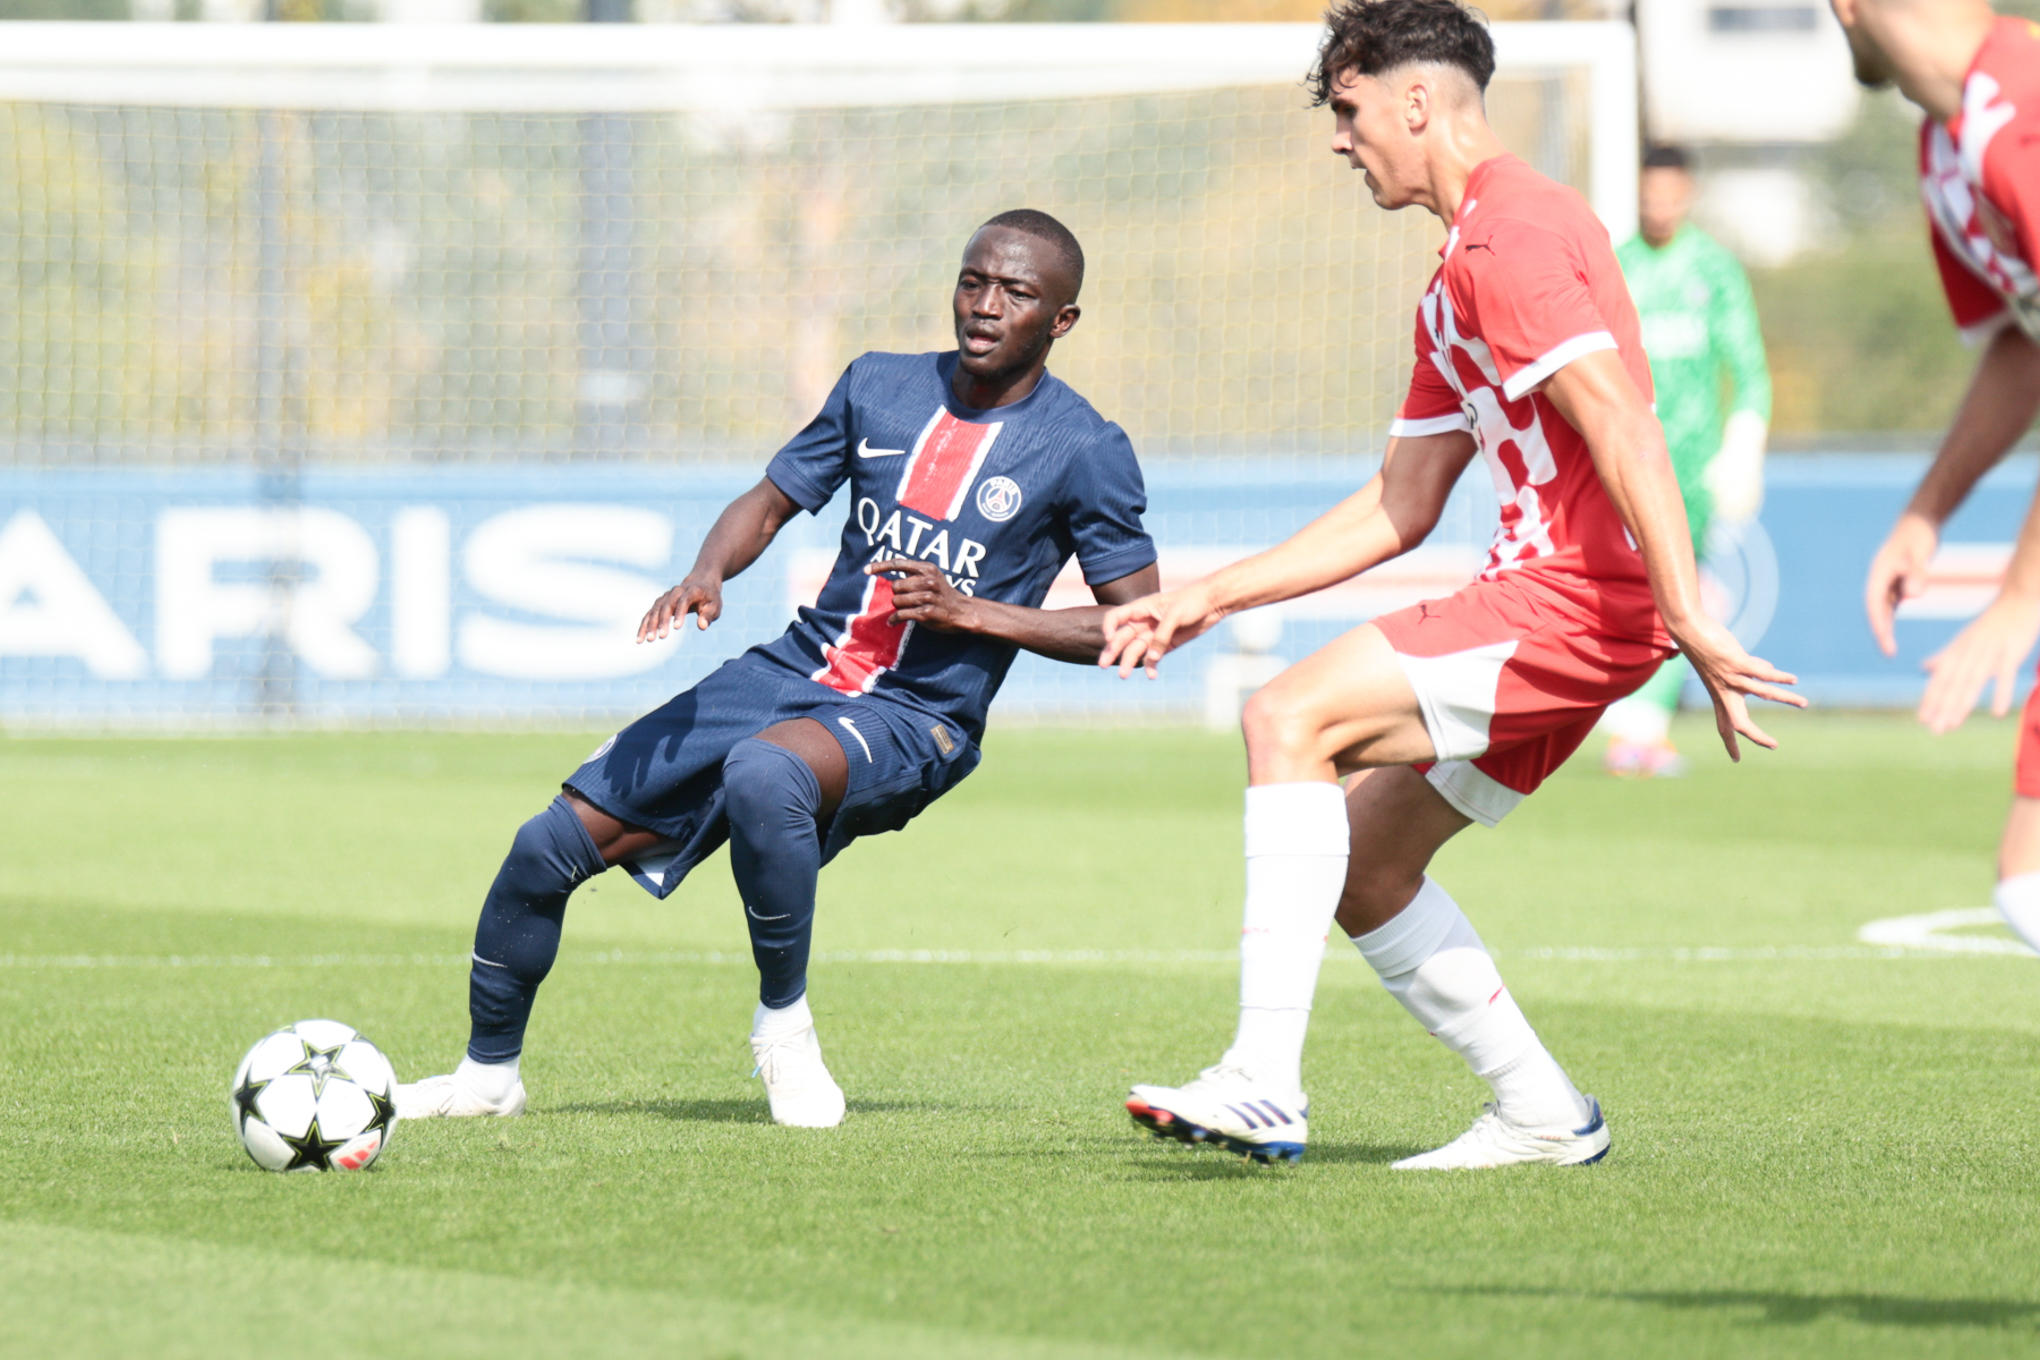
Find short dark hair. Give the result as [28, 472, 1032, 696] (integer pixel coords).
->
[979, 208, 1085, 300]
[1642, 143, 1693, 173]
[1307, 0, 1496, 107]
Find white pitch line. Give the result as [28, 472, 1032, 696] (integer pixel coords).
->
[0, 940, 2028, 970]
[1857, 907, 2036, 957]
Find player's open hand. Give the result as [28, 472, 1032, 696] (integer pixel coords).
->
[1865, 513, 1939, 658]
[1672, 614, 1806, 761]
[1099, 583, 1223, 679]
[869, 558, 980, 633]
[1916, 591, 2040, 734]
[637, 574, 723, 642]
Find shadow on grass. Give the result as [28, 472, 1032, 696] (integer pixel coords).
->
[549, 1098, 926, 1124]
[1436, 1284, 2040, 1330]
[1305, 1142, 1427, 1165]
[1123, 1141, 1423, 1178]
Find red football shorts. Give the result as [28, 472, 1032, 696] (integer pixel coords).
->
[1372, 571, 1674, 825]
[2016, 670, 2040, 798]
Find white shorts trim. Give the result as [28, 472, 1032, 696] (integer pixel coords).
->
[1389, 412, 1474, 438]
[1501, 330, 1618, 402]
[1958, 309, 2013, 348]
[1389, 637, 1517, 762]
[1424, 759, 1526, 827]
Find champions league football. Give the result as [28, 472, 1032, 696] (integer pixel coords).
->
[230, 1020, 398, 1174]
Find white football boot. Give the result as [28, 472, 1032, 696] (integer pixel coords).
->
[395, 1063, 527, 1119]
[749, 1023, 846, 1128]
[1391, 1097, 1609, 1170]
[1126, 1064, 1308, 1164]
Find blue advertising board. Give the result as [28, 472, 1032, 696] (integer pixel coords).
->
[0, 454, 2032, 726]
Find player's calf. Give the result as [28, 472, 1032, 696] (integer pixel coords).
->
[401, 794, 604, 1119]
[724, 736, 827, 1013]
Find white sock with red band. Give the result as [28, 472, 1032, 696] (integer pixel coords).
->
[1995, 873, 2040, 952]
[1219, 782, 1350, 1096]
[1352, 876, 1590, 1129]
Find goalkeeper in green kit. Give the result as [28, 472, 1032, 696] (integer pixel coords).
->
[1601, 145, 1773, 777]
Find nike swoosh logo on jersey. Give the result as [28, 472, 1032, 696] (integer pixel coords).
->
[856, 438, 906, 459]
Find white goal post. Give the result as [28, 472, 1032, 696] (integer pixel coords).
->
[0, 21, 1637, 232]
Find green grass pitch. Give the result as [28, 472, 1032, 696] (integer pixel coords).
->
[2, 712, 2037, 1358]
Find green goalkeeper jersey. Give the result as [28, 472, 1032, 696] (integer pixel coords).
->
[1615, 225, 1771, 533]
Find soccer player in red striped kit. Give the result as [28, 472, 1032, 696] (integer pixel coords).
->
[1101, 0, 1802, 1168]
[1843, 0, 2040, 954]
[399, 210, 1158, 1129]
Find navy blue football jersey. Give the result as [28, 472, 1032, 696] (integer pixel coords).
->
[755, 350, 1155, 740]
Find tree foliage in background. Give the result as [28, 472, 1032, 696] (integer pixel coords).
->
[1742, 91, 1978, 438]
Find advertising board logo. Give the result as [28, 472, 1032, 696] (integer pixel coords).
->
[1701, 519, 1779, 648]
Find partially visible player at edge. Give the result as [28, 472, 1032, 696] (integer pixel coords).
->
[398, 210, 1158, 1128]
[1600, 143, 1773, 779]
[1842, 0, 2040, 952]
[1101, 0, 1802, 1169]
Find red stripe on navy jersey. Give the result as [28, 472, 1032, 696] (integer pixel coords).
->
[897, 409, 1001, 521]
[812, 570, 915, 696]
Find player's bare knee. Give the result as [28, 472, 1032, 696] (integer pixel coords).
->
[1241, 686, 1323, 768]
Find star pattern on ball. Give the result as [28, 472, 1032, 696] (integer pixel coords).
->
[362, 1084, 396, 1137]
[277, 1116, 347, 1172]
[284, 1039, 350, 1097]
[231, 1074, 270, 1130]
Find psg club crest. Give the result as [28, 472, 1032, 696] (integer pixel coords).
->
[975, 476, 1023, 523]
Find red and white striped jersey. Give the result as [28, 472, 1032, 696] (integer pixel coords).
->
[1392, 154, 1665, 642]
[1920, 16, 2040, 345]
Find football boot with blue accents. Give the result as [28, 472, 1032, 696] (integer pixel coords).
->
[1126, 1064, 1308, 1164]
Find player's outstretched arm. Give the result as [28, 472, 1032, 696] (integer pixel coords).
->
[1867, 327, 2040, 657]
[1096, 431, 1476, 678]
[871, 559, 1162, 664]
[638, 477, 803, 642]
[1544, 349, 1804, 760]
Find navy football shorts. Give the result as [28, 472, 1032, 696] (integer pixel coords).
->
[563, 650, 982, 900]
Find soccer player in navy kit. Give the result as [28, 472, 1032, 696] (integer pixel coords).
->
[398, 210, 1160, 1128]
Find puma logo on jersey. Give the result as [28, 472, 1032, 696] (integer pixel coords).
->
[856, 438, 907, 459]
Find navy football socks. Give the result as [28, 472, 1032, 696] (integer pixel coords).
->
[723, 738, 825, 1010]
[466, 793, 607, 1064]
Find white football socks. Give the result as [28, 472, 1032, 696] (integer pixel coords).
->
[1994, 873, 2040, 952]
[1352, 876, 1590, 1129]
[1219, 782, 1351, 1097]
[455, 1054, 521, 1103]
[753, 993, 815, 1040]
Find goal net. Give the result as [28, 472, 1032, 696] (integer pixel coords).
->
[0, 20, 1636, 726]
